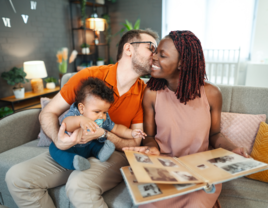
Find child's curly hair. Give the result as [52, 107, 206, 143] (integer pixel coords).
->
[75, 77, 114, 104]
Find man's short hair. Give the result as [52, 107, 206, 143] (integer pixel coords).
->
[117, 29, 159, 61]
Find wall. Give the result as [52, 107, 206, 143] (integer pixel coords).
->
[108, 0, 162, 62]
[251, 0, 268, 63]
[0, 0, 73, 103]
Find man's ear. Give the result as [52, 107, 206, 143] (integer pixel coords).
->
[78, 103, 84, 115]
[123, 43, 132, 57]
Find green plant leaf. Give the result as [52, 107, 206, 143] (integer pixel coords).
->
[125, 20, 133, 30]
[134, 19, 140, 29]
[0, 106, 13, 118]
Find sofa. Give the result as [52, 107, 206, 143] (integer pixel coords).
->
[1, 74, 268, 208]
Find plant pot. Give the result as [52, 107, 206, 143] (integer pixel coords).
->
[97, 60, 105, 66]
[82, 47, 90, 54]
[46, 82, 56, 89]
[13, 88, 25, 99]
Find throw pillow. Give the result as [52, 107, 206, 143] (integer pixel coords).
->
[221, 112, 266, 154]
[37, 97, 68, 147]
[246, 122, 268, 182]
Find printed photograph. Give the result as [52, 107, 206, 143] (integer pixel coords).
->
[207, 154, 248, 168]
[158, 158, 178, 167]
[197, 164, 208, 170]
[144, 167, 177, 182]
[128, 166, 134, 175]
[221, 160, 265, 175]
[174, 183, 195, 191]
[171, 171, 198, 182]
[134, 153, 153, 164]
[138, 183, 162, 198]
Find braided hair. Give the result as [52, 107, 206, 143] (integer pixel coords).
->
[147, 30, 207, 104]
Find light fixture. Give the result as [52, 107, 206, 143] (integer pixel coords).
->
[24, 61, 47, 93]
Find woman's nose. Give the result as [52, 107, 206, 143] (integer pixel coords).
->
[152, 52, 158, 60]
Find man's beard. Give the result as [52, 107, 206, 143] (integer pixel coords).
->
[132, 52, 151, 76]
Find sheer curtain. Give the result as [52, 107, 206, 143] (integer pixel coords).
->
[162, 0, 256, 60]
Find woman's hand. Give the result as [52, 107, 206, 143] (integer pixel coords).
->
[232, 147, 250, 158]
[122, 146, 160, 155]
[79, 116, 99, 134]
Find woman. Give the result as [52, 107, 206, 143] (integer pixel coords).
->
[123, 30, 249, 208]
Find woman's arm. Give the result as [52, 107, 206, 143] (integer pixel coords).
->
[123, 87, 160, 155]
[205, 83, 249, 157]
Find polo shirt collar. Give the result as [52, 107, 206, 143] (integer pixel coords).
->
[105, 62, 141, 96]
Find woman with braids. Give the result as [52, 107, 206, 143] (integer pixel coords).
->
[123, 30, 249, 208]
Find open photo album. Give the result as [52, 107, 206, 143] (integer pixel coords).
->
[120, 148, 268, 205]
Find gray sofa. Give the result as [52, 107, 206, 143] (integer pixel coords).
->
[1, 77, 268, 207]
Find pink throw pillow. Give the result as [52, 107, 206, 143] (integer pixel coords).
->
[37, 97, 68, 147]
[220, 112, 266, 154]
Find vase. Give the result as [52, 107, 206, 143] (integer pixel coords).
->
[82, 47, 90, 54]
[97, 60, 105, 66]
[13, 88, 25, 99]
[46, 82, 56, 89]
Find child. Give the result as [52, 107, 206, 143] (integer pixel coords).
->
[49, 77, 146, 171]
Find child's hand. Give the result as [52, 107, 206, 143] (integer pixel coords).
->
[79, 116, 99, 134]
[131, 129, 147, 139]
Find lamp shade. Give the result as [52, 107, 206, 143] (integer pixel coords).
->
[24, 61, 47, 79]
[86, 18, 105, 31]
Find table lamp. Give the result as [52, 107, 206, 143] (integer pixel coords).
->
[24, 61, 47, 93]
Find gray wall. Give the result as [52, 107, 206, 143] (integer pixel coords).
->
[108, 0, 162, 62]
[0, 0, 73, 103]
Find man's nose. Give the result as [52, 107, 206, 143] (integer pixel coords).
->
[152, 52, 158, 60]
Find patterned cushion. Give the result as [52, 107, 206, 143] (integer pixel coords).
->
[37, 98, 68, 147]
[246, 122, 268, 182]
[221, 112, 266, 154]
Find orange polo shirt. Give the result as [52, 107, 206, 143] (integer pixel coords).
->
[60, 63, 146, 128]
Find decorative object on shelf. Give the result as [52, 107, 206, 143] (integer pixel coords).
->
[80, 0, 87, 27]
[97, 58, 105, 66]
[116, 18, 140, 37]
[1, 67, 28, 99]
[69, 50, 78, 63]
[24, 61, 47, 93]
[57, 48, 68, 80]
[86, 8, 106, 45]
[77, 61, 93, 71]
[0, 106, 13, 118]
[95, 0, 105, 4]
[81, 43, 90, 54]
[44, 77, 57, 89]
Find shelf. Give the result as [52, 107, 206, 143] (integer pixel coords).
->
[72, 27, 94, 31]
[70, 0, 106, 7]
[78, 53, 95, 55]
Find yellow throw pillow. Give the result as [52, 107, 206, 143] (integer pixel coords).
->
[246, 122, 268, 182]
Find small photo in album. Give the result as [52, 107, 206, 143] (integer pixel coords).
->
[138, 183, 162, 198]
[158, 158, 178, 167]
[134, 153, 153, 164]
[197, 164, 208, 170]
[144, 167, 177, 182]
[171, 171, 198, 182]
[174, 183, 195, 191]
[221, 160, 265, 175]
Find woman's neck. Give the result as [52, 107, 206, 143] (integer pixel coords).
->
[166, 77, 180, 92]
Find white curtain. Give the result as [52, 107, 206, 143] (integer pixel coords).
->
[162, 0, 256, 60]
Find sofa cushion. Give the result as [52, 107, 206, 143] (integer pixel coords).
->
[219, 177, 268, 208]
[246, 122, 268, 182]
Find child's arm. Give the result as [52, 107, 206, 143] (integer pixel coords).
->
[111, 124, 146, 139]
[63, 116, 99, 133]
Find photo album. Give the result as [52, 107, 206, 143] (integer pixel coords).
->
[120, 148, 268, 205]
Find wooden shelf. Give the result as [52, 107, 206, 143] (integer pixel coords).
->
[0, 87, 60, 113]
[70, 0, 106, 7]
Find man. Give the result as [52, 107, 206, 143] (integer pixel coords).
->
[6, 29, 158, 208]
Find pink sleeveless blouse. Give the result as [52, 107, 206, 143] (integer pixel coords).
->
[139, 86, 222, 208]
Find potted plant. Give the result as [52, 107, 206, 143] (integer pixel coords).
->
[1, 67, 28, 99]
[81, 43, 90, 54]
[0, 106, 13, 118]
[97, 58, 105, 66]
[44, 77, 57, 89]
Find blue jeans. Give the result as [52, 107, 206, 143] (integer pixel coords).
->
[49, 140, 104, 170]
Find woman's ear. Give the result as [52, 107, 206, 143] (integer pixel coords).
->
[78, 103, 84, 115]
[178, 60, 182, 70]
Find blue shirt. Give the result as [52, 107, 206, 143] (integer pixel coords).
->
[61, 103, 115, 147]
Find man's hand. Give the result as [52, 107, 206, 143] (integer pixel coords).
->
[78, 127, 105, 144]
[232, 147, 250, 158]
[56, 123, 83, 150]
[122, 146, 160, 155]
[131, 129, 147, 139]
[79, 116, 99, 134]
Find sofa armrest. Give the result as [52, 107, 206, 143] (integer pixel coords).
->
[0, 109, 41, 153]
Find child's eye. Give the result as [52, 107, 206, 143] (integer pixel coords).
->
[95, 111, 99, 113]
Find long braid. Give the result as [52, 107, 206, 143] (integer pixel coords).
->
[147, 30, 206, 104]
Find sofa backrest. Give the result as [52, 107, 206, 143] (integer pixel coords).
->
[61, 73, 268, 123]
[218, 85, 268, 123]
